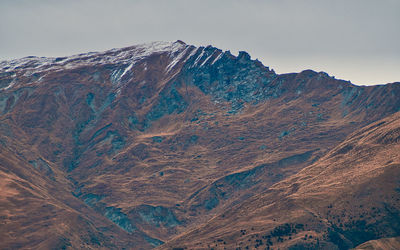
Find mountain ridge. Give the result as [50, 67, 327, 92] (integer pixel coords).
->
[2, 40, 398, 88]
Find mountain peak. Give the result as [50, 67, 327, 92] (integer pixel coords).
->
[238, 51, 251, 61]
[121, 40, 187, 55]
[175, 40, 187, 45]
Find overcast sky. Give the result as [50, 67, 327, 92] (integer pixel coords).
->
[1, 0, 399, 85]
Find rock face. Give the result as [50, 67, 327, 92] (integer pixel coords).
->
[0, 41, 399, 249]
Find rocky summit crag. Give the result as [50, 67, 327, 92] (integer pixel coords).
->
[0, 41, 399, 249]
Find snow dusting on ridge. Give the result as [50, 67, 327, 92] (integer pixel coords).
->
[0, 41, 188, 74]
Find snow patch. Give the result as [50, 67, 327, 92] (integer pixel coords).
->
[200, 51, 217, 67]
[211, 52, 223, 65]
[2, 78, 16, 91]
[166, 46, 191, 73]
[193, 48, 206, 66]
[120, 63, 134, 79]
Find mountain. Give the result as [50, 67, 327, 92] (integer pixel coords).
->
[0, 41, 399, 249]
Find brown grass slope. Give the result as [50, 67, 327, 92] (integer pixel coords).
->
[163, 112, 400, 249]
[355, 237, 400, 250]
[0, 144, 157, 249]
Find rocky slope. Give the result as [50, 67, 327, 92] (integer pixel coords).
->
[0, 41, 399, 249]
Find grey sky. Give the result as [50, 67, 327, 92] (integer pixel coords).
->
[1, 0, 399, 85]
